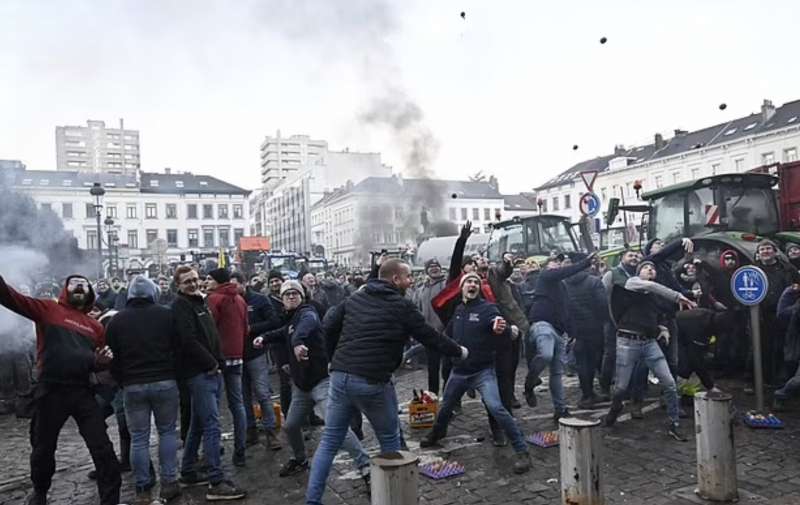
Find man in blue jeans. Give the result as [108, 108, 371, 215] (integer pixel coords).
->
[173, 266, 246, 501]
[603, 260, 695, 441]
[306, 259, 467, 505]
[524, 252, 596, 421]
[420, 273, 531, 474]
[106, 276, 182, 504]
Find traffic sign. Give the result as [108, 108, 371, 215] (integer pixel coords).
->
[580, 171, 598, 191]
[579, 192, 601, 218]
[731, 266, 769, 306]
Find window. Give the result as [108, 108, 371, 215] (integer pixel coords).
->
[564, 194, 571, 209]
[167, 229, 178, 247]
[203, 228, 215, 247]
[484, 208, 491, 221]
[86, 230, 98, 250]
[762, 152, 775, 165]
[106, 205, 117, 219]
[472, 208, 480, 220]
[86, 203, 95, 218]
[187, 204, 197, 219]
[711, 163, 721, 175]
[552, 197, 559, 211]
[233, 204, 243, 219]
[166, 204, 177, 219]
[188, 229, 199, 248]
[672, 172, 681, 184]
[460, 208, 467, 220]
[203, 204, 213, 219]
[449, 208, 456, 220]
[126, 205, 137, 219]
[734, 158, 745, 172]
[146, 229, 158, 246]
[62, 203, 73, 219]
[41, 203, 52, 212]
[218, 204, 229, 219]
[145, 203, 157, 219]
[785, 148, 798, 162]
[219, 228, 230, 247]
[691, 168, 700, 180]
[655, 176, 663, 188]
[127, 230, 138, 249]
[234, 228, 244, 245]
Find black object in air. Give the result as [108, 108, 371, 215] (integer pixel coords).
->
[451, 193, 458, 199]
[573, 144, 579, 150]
[600, 37, 607, 44]
[460, 11, 466, 19]
[719, 103, 727, 110]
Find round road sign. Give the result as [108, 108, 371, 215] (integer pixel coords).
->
[731, 265, 769, 306]
[579, 192, 601, 218]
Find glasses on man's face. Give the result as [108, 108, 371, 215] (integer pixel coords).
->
[181, 277, 199, 286]
[283, 291, 301, 299]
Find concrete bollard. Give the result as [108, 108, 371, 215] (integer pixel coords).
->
[559, 417, 604, 505]
[694, 391, 738, 502]
[370, 451, 419, 505]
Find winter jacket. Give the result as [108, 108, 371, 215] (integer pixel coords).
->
[158, 290, 176, 307]
[563, 271, 608, 343]
[528, 256, 592, 333]
[173, 291, 223, 379]
[758, 260, 800, 310]
[314, 280, 346, 315]
[243, 288, 280, 362]
[518, 271, 539, 315]
[609, 273, 682, 338]
[643, 239, 693, 308]
[268, 294, 291, 367]
[325, 279, 463, 383]
[106, 277, 178, 387]
[446, 298, 509, 374]
[413, 276, 447, 333]
[263, 304, 328, 391]
[207, 283, 249, 361]
[0, 274, 104, 386]
[487, 260, 530, 336]
[96, 288, 118, 310]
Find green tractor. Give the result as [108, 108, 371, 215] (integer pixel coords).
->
[486, 214, 592, 263]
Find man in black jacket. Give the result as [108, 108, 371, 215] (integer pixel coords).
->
[230, 272, 282, 451]
[172, 266, 246, 501]
[305, 259, 467, 505]
[253, 281, 370, 482]
[106, 276, 181, 504]
[265, 270, 293, 420]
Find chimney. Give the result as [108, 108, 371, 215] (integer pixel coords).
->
[674, 129, 688, 137]
[614, 144, 626, 156]
[164, 167, 171, 175]
[654, 133, 666, 150]
[762, 99, 776, 123]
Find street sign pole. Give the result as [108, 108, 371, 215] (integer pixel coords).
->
[731, 265, 769, 414]
[749, 305, 765, 413]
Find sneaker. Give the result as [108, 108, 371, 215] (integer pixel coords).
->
[419, 431, 443, 448]
[667, 423, 688, 442]
[159, 481, 182, 502]
[279, 458, 309, 477]
[178, 472, 209, 488]
[524, 374, 541, 408]
[233, 450, 246, 467]
[265, 429, 282, 451]
[26, 490, 47, 505]
[206, 480, 247, 501]
[246, 427, 259, 446]
[491, 430, 508, 447]
[513, 452, 531, 474]
[604, 403, 622, 427]
[630, 402, 644, 420]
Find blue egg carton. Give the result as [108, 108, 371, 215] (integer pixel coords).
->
[526, 431, 559, 448]
[419, 461, 465, 480]
[743, 412, 784, 429]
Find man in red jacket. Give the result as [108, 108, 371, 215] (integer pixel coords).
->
[206, 268, 250, 467]
[0, 274, 120, 505]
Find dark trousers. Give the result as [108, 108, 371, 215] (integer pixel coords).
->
[600, 322, 616, 391]
[487, 340, 516, 434]
[278, 367, 293, 418]
[574, 338, 603, 400]
[678, 342, 714, 390]
[30, 385, 121, 505]
[762, 309, 785, 385]
[427, 350, 455, 395]
[178, 379, 191, 442]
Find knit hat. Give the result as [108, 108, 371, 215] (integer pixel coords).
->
[280, 280, 305, 299]
[207, 268, 230, 284]
[459, 272, 482, 289]
[268, 269, 284, 282]
[636, 260, 656, 275]
[424, 258, 441, 272]
[757, 239, 778, 251]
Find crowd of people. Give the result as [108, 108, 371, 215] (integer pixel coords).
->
[2, 220, 800, 505]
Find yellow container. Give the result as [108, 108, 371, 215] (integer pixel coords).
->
[409, 401, 438, 429]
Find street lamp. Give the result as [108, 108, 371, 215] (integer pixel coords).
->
[104, 217, 117, 277]
[89, 182, 106, 279]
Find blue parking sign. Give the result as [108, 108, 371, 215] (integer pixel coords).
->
[580, 192, 601, 218]
[730, 266, 768, 306]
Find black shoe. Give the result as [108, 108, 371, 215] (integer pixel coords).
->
[420, 431, 443, 448]
[26, 490, 47, 505]
[553, 409, 570, 424]
[667, 423, 688, 442]
[513, 453, 531, 475]
[160, 481, 182, 502]
[678, 407, 691, 419]
[279, 458, 309, 477]
[491, 430, 508, 447]
[178, 472, 209, 488]
[233, 450, 246, 467]
[524, 374, 541, 408]
[604, 403, 622, 427]
[206, 480, 246, 501]
[511, 395, 522, 409]
[309, 413, 325, 426]
[630, 402, 644, 420]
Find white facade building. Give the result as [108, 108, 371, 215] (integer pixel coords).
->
[259, 131, 327, 190]
[533, 99, 800, 231]
[55, 119, 141, 176]
[6, 164, 249, 275]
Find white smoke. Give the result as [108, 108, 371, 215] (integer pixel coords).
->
[0, 246, 47, 353]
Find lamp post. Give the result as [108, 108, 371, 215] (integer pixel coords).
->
[90, 183, 106, 279]
[104, 217, 117, 277]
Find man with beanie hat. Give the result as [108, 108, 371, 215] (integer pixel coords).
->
[206, 268, 250, 467]
[266, 270, 293, 417]
[106, 276, 181, 504]
[421, 272, 531, 474]
[413, 258, 448, 394]
[603, 260, 695, 441]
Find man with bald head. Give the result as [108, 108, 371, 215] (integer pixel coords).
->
[305, 259, 468, 505]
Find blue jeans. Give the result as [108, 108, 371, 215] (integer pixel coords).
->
[181, 372, 224, 484]
[775, 361, 800, 400]
[243, 357, 277, 431]
[123, 380, 179, 491]
[630, 319, 678, 402]
[285, 378, 369, 469]
[435, 368, 527, 453]
[222, 364, 247, 455]
[306, 371, 401, 505]
[612, 337, 679, 423]
[526, 321, 567, 412]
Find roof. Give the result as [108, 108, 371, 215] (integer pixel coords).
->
[536, 99, 800, 191]
[641, 172, 778, 200]
[503, 193, 538, 210]
[140, 172, 249, 195]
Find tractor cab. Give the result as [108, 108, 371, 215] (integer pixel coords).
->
[487, 214, 583, 262]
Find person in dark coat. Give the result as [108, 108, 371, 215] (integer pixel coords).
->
[265, 270, 293, 419]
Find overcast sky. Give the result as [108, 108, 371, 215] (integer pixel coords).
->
[2, 0, 799, 194]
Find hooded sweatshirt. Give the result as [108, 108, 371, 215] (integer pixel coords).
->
[106, 276, 178, 386]
[262, 304, 328, 391]
[0, 274, 103, 386]
[207, 282, 249, 361]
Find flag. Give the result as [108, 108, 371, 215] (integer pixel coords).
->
[218, 248, 227, 268]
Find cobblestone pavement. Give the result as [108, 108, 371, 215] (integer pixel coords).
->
[1, 366, 799, 505]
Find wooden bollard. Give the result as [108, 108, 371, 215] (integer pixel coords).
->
[559, 417, 604, 505]
[694, 391, 738, 502]
[370, 451, 419, 505]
